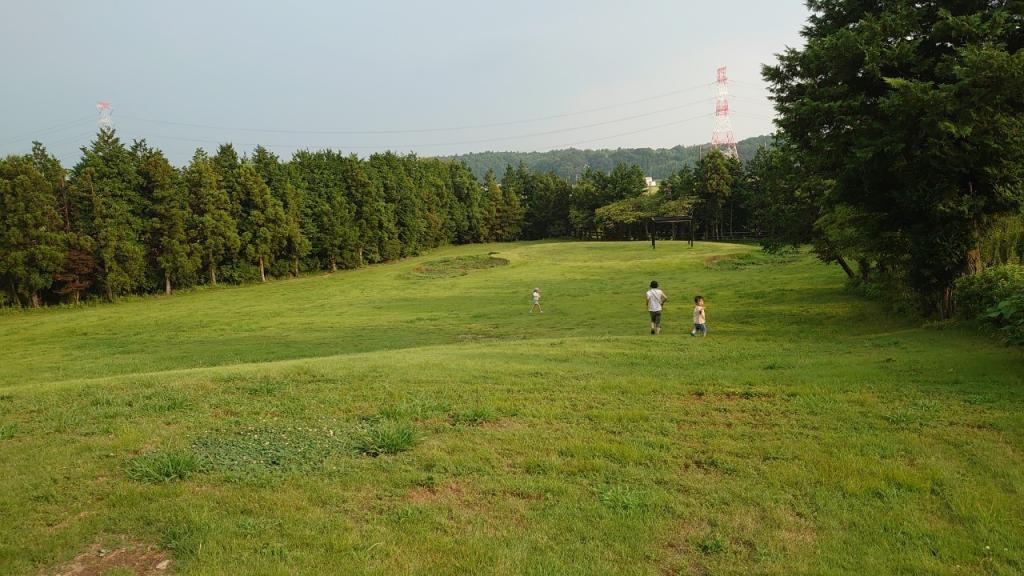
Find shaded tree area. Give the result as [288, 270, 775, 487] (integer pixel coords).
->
[760, 0, 1024, 317]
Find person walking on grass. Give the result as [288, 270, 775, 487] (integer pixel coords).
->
[646, 280, 667, 335]
[691, 295, 707, 337]
[530, 287, 543, 314]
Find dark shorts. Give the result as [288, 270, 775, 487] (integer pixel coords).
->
[649, 311, 662, 325]
[693, 323, 707, 334]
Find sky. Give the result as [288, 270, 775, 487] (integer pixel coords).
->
[0, 0, 809, 166]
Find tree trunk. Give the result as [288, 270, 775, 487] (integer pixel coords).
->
[72, 290, 80, 305]
[210, 264, 217, 286]
[835, 255, 855, 279]
[259, 256, 266, 282]
[940, 286, 955, 320]
[30, 291, 40, 308]
[292, 257, 299, 278]
[106, 286, 114, 302]
[165, 273, 172, 295]
[330, 257, 337, 272]
[966, 247, 983, 275]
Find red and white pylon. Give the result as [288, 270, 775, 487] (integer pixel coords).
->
[710, 67, 738, 159]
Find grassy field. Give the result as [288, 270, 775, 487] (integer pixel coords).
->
[0, 241, 1022, 575]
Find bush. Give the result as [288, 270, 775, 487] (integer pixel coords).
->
[954, 264, 1024, 318]
[986, 292, 1024, 346]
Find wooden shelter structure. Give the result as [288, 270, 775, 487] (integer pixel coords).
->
[648, 216, 695, 249]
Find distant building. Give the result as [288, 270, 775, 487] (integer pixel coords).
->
[644, 176, 656, 188]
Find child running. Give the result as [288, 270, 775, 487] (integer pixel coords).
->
[691, 295, 707, 337]
[530, 287, 543, 314]
[646, 280, 667, 335]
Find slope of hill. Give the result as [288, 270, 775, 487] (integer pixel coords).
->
[1, 241, 1021, 575]
[446, 135, 773, 180]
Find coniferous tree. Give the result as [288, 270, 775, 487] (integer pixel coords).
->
[138, 146, 197, 294]
[237, 164, 287, 282]
[69, 129, 147, 300]
[0, 155, 66, 307]
[185, 150, 239, 285]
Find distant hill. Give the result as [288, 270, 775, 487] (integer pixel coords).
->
[445, 135, 774, 181]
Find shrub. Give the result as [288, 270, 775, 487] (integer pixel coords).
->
[954, 264, 1024, 318]
[986, 292, 1024, 346]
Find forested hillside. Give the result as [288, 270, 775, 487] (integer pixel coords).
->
[446, 135, 772, 181]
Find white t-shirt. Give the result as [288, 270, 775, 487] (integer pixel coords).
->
[693, 305, 705, 324]
[646, 288, 665, 312]
[532, 290, 540, 303]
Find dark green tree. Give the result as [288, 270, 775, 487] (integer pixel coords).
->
[69, 129, 147, 300]
[237, 164, 287, 282]
[137, 145, 197, 294]
[764, 1, 1024, 316]
[0, 155, 66, 307]
[184, 150, 239, 285]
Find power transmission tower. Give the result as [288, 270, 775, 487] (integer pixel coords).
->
[97, 101, 113, 130]
[710, 67, 739, 159]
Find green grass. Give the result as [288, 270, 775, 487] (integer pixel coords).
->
[0, 240, 1022, 575]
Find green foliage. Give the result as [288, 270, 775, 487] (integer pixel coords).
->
[0, 154, 65, 307]
[981, 213, 1024, 267]
[954, 265, 1024, 318]
[764, 2, 1024, 316]
[985, 291, 1024, 346]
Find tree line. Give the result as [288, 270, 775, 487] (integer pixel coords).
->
[1, 127, 774, 308]
[448, 135, 773, 182]
[0, 130, 527, 307]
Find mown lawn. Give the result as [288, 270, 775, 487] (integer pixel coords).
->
[0, 241, 1021, 575]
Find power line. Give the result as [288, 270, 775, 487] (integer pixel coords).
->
[0, 116, 95, 147]
[564, 113, 712, 148]
[119, 96, 717, 151]
[116, 82, 716, 136]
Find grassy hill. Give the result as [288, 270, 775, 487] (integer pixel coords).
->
[1, 241, 1022, 575]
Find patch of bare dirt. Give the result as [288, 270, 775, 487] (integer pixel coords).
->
[47, 539, 171, 576]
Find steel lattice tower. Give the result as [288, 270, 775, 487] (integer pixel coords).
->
[97, 101, 113, 130]
[710, 67, 738, 159]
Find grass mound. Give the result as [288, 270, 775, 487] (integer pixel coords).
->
[411, 254, 508, 278]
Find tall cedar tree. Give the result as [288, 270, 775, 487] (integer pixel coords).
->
[70, 129, 148, 300]
[251, 147, 310, 276]
[137, 145, 197, 294]
[764, 1, 1024, 316]
[184, 150, 239, 285]
[236, 164, 287, 282]
[0, 155, 65, 307]
[291, 150, 355, 271]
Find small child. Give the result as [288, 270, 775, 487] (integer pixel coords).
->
[690, 295, 707, 337]
[530, 287, 543, 314]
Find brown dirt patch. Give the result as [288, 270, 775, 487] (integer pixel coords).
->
[47, 540, 171, 576]
[408, 481, 467, 504]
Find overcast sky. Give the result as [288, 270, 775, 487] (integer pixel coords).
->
[0, 0, 809, 166]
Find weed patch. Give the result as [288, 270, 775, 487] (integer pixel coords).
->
[125, 451, 205, 483]
[353, 421, 417, 456]
[192, 424, 346, 476]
